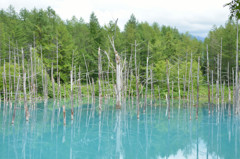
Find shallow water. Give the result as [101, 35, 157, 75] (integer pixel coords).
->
[0, 100, 240, 159]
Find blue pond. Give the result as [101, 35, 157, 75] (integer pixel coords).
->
[0, 100, 240, 159]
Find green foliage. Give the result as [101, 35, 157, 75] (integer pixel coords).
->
[154, 60, 204, 96]
[204, 20, 237, 82]
[0, 62, 21, 91]
[224, 0, 240, 19]
[0, 6, 205, 99]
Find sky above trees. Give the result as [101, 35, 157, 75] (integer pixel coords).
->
[0, 0, 230, 38]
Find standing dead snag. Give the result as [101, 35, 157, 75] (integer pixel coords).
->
[107, 20, 122, 109]
[70, 70, 74, 120]
[98, 47, 102, 112]
[183, 53, 188, 108]
[92, 78, 95, 105]
[63, 105, 66, 125]
[178, 60, 181, 109]
[41, 46, 45, 101]
[189, 53, 193, 120]
[150, 65, 154, 109]
[144, 43, 149, 113]
[135, 41, 140, 119]
[115, 50, 122, 109]
[158, 85, 161, 108]
[228, 63, 231, 116]
[172, 81, 174, 109]
[3, 60, 6, 108]
[78, 66, 82, 107]
[217, 54, 220, 111]
[11, 75, 21, 125]
[30, 47, 34, 108]
[166, 60, 170, 119]
[22, 48, 29, 121]
[211, 70, 214, 114]
[56, 39, 60, 107]
[196, 57, 200, 119]
[207, 45, 211, 114]
[232, 68, 235, 112]
[57, 73, 61, 108]
[71, 51, 74, 120]
[236, 19, 239, 114]
[44, 69, 48, 101]
[0, 56, 1, 108]
[8, 40, 12, 109]
[51, 63, 56, 102]
[14, 55, 16, 96]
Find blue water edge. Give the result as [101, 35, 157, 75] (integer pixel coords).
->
[0, 99, 240, 159]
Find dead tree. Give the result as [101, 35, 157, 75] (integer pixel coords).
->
[51, 63, 55, 102]
[178, 60, 181, 109]
[211, 70, 214, 114]
[217, 54, 220, 111]
[166, 60, 170, 119]
[11, 75, 20, 124]
[78, 66, 82, 106]
[63, 105, 66, 125]
[144, 43, 149, 113]
[207, 45, 211, 114]
[107, 19, 123, 109]
[236, 19, 239, 114]
[71, 70, 74, 120]
[228, 63, 231, 116]
[22, 48, 29, 121]
[135, 40, 140, 119]
[196, 57, 200, 119]
[98, 47, 102, 112]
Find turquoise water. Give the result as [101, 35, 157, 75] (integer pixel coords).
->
[0, 100, 240, 159]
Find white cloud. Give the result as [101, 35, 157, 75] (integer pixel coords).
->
[0, 0, 230, 37]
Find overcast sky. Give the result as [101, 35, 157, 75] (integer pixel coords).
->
[0, 0, 230, 37]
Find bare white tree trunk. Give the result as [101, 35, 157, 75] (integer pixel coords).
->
[196, 57, 200, 119]
[166, 60, 170, 119]
[51, 63, 55, 101]
[13, 54, 16, 94]
[22, 49, 29, 121]
[98, 47, 102, 112]
[178, 60, 181, 109]
[44, 69, 48, 101]
[211, 70, 214, 114]
[236, 19, 239, 114]
[91, 79, 95, 108]
[217, 54, 220, 111]
[63, 105, 66, 125]
[135, 41, 140, 119]
[115, 51, 122, 109]
[78, 66, 82, 107]
[207, 46, 211, 114]
[41, 46, 45, 101]
[70, 70, 74, 120]
[0, 56, 1, 109]
[56, 39, 60, 107]
[11, 75, 20, 125]
[3, 60, 6, 107]
[8, 39, 12, 108]
[228, 63, 231, 116]
[184, 53, 188, 108]
[189, 53, 193, 120]
[172, 81, 174, 109]
[232, 68, 235, 111]
[58, 72, 61, 108]
[144, 43, 149, 113]
[30, 47, 34, 108]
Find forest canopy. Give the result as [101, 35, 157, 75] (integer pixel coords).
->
[0, 6, 238, 97]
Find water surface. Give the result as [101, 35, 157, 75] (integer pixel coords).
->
[0, 100, 239, 159]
